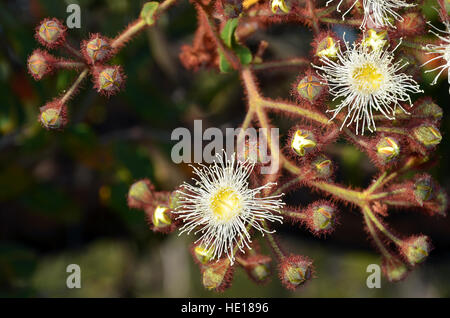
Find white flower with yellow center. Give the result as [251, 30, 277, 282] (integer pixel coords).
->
[423, 22, 450, 93]
[174, 153, 284, 264]
[326, 0, 414, 29]
[314, 36, 422, 134]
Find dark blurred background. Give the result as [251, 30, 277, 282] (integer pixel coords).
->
[0, 0, 449, 297]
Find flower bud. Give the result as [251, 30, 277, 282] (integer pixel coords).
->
[290, 129, 317, 157]
[128, 179, 153, 209]
[28, 50, 54, 80]
[382, 257, 408, 282]
[38, 101, 67, 130]
[83, 34, 112, 64]
[202, 258, 233, 292]
[296, 74, 324, 103]
[35, 18, 66, 48]
[279, 255, 313, 290]
[151, 205, 172, 228]
[192, 244, 214, 265]
[306, 202, 337, 234]
[311, 154, 333, 179]
[413, 124, 442, 149]
[240, 254, 271, 283]
[413, 175, 435, 205]
[95, 65, 125, 97]
[376, 136, 400, 164]
[395, 12, 425, 36]
[222, 0, 243, 18]
[315, 35, 338, 58]
[271, 0, 290, 13]
[400, 235, 431, 266]
[414, 98, 443, 121]
[435, 188, 448, 217]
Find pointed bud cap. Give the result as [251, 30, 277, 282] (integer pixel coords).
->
[95, 65, 125, 97]
[39, 101, 67, 130]
[128, 179, 153, 209]
[311, 154, 333, 179]
[83, 34, 112, 64]
[202, 258, 233, 292]
[376, 136, 400, 164]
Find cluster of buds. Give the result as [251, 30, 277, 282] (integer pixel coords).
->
[28, 2, 163, 130]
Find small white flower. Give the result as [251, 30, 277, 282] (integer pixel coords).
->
[174, 152, 284, 264]
[325, 0, 414, 29]
[313, 35, 423, 135]
[423, 22, 450, 93]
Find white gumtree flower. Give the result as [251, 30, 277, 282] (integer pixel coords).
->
[325, 0, 414, 29]
[174, 152, 284, 264]
[423, 22, 450, 93]
[313, 35, 423, 135]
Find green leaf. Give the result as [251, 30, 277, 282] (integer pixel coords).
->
[140, 2, 159, 26]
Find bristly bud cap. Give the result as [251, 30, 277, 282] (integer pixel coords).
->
[128, 179, 154, 209]
[83, 34, 112, 64]
[271, 0, 290, 13]
[413, 124, 442, 149]
[39, 101, 67, 130]
[202, 258, 233, 292]
[414, 98, 443, 121]
[279, 255, 313, 290]
[296, 73, 325, 103]
[400, 235, 431, 266]
[306, 201, 337, 234]
[376, 136, 400, 164]
[28, 50, 55, 80]
[290, 129, 317, 157]
[315, 35, 338, 59]
[36, 18, 66, 49]
[94, 65, 125, 97]
[362, 29, 387, 51]
[382, 257, 409, 282]
[311, 154, 333, 179]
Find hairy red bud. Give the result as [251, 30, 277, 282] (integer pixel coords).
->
[279, 255, 313, 290]
[35, 18, 66, 49]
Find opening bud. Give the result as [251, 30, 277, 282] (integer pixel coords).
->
[413, 175, 435, 205]
[279, 255, 313, 290]
[28, 50, 55, 80]
[315, 36, 338, 58]
[128, 179, 153, 209]
[382, 257, 409, 282]
[36, 18, 66, 48]
[362, 29, 387, 51]
[290, 129, 317, 157]
[39, 101, 67, 130]
[400, 235, 431, 266]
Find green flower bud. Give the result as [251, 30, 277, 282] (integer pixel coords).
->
[297, 74, 324, 103]
[376, 136, 400, 164]
[413, 125, 442, 148]
[401, 235, 431, 266]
